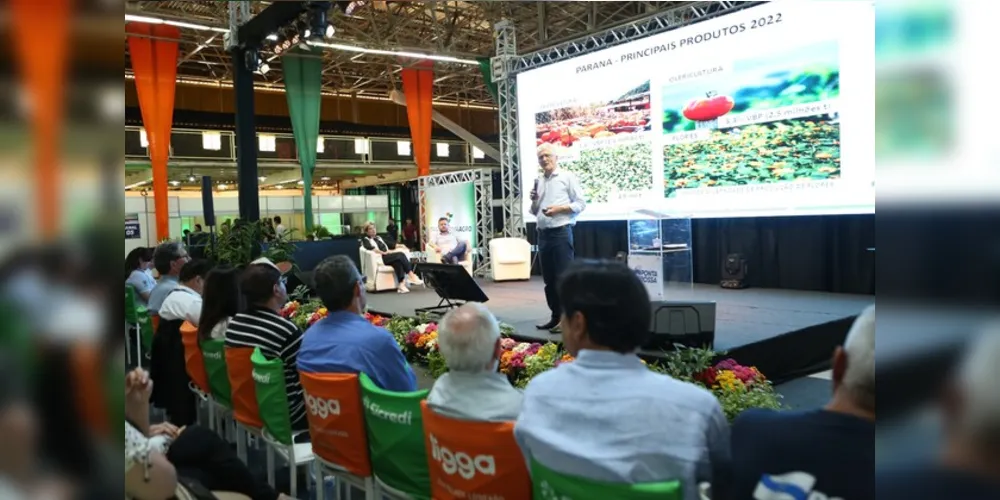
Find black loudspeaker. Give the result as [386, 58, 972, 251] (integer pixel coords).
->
[721, 253, 748, 289]
[201, 176, 216, 227]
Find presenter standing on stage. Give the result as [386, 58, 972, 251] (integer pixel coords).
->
[531, 143, 587, 334]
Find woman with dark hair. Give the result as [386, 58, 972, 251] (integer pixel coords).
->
[197, 266, 242, 343]
[125, 247, 156, 305]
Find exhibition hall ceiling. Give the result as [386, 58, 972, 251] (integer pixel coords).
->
[124, 1, 705, 107]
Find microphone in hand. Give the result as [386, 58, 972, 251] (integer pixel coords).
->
[531, 178, 540, 201]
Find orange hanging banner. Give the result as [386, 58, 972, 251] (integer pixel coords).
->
[402, 64, 434, 177]
[126, 23, 180, 241]
[9, 0, 72, 238]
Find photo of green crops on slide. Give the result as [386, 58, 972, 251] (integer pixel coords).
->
[561, 142, 653, 204]
[661, 41, 841, 197]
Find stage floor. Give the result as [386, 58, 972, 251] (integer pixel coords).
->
[367, 277, 874, 352]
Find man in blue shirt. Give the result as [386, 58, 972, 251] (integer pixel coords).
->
[298, 255, 417, 392]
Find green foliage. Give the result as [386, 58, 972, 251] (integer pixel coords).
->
[499, 323, 516, 338]
[663, 119, 841, 196]
[653, 345, 717, 383]
[426, 350, 449, 379]
[205, 220, 298, 268]
[514, 343, 563, 389]
[713, 381, 784, 422]
[384, 315, 419, 346]
[311, 225, 332, 239]
[562, 142, 654, 204]
[287, 284, 310, 303]
[290, 301, 323, 331]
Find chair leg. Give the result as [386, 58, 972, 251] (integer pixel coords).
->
[124, 325, 132, 366]
[289, 462, 297, 499]
[133, 323, 143, 369]
[265, 446, 275, 487]
[236, 427, 246, 463]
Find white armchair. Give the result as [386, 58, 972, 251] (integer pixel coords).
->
[359, 242, 411, 292]
[488, 238, 532, 281]
[426, 246, 474, 276]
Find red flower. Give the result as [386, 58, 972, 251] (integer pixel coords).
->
[695, 367, 718, 387]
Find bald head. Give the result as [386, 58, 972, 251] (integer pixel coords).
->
[438, 303, 501, 373]
[834, 305, 876, 411]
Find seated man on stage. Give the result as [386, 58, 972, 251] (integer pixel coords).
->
[361, 221, 423, 294]
[515, 260, 730, 500]
[427, 303, 523, 422]
[298, 255, 418, 393]
[428, 217, 469, 265]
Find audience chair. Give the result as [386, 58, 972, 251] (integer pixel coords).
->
[359, 241, 412, 292]
[124, 285, 141, 366]
[488, 238, 532, 281]
[251, 348, 315, 498]
[225, 347, 265, 462]
[530, 459, 682, 500]
[180, 322, 213, 430]
[200, 339, 235, 441]
[420, 401, 530, 500]
[358, 373, 431, 499]
[299, 371, 377, 500]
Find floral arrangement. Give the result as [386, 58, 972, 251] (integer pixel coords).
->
[284, 299, 782, 421]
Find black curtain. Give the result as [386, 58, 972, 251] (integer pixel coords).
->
[527, 214, 874, 295]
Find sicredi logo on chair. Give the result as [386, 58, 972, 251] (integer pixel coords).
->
[305, 394, 341, 419]
[429, 434, 496, 480]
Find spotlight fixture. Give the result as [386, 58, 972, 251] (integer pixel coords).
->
[259, 63, 270, 75]
[308, 5, 334, 41]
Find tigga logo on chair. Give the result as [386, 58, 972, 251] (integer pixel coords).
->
[305, 393, 341, 419]
[429, 434, 496, 480]
[753, 472, 842, 500]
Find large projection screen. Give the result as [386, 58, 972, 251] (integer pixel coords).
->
[518, 1, 875, 221]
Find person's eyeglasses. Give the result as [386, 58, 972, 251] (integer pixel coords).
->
[279, 276, 288, 287]
[538, 154, 552, 160]
[359, 275, 368, 285]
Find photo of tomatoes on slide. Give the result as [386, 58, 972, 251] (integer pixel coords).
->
[534, 80, 652, 155]
[682, 92, 736, 122]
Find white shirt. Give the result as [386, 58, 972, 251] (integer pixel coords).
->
[275, 224, 286, 236]
[427, 371, 523, 422]
[158, 285, 202, 325]
[430, 231, 461, 254]
[530, 169, 587, 230]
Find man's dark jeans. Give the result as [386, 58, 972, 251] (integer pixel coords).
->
[538, 225, 575, 322]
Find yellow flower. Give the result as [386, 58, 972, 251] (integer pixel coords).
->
[715, 370, 744, 392]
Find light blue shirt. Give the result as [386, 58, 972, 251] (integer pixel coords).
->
[298, 310, 417, 393]
[427, 371, 523, 422]
[125, 269, 156, 307]
[147, 275, 179, 313]
[514, 350, 730, 500]
[530, 169, 587, 230]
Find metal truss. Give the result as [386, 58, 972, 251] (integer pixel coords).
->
[125, 1, 724, 108]
[492, 1, 761, 238]
[417, 169, 494, 278]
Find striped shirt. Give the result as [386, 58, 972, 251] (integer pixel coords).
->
[225, 306, 306, 429]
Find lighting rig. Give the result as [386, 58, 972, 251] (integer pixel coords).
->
[242, 1, 337, 75]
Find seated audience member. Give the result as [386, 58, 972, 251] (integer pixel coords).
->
[147, 242, 191, 313]
[298, 255, 417, 392]
[427, 303, 522, 421]
[728, 306, 876, 500]
[877, 324, 1000, 499]
[197, 265, 242, 342]
[515, 260, 729, 500]
[226, 258, 307, 431]
[124, 368, 290, 500]
[158, 259, 211, 326]
[361, 221, 422, 294]
[125, 247, 156, 306]
[428, 217, 468, 265]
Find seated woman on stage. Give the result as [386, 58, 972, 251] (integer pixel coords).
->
[361, 222, 423, 294]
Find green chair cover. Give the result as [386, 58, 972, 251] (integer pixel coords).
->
[250, 347, 293, 445]
[359, 373, 431, 499]
[109, 363, 125, 446]
[200, 339, 232, 408]
[125, 285, 139, 324]
[531, 459, 682, 500]
[136, 306, 154, 353]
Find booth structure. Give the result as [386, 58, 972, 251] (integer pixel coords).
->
[417, 169, 494, 278]
[626, 210, 693, 301]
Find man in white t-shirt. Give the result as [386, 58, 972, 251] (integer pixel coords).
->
[273, 216, 286, 237]
[428, 217, 469, 264]
[158, 259, 211, 326]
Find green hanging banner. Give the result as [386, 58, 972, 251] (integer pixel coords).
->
[283, 49, 323, 232]
[478, 58, 498, 103]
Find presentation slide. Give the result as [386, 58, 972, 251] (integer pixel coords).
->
[518, 1, 875, 221]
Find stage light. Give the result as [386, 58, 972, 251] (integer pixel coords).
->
[326, 25, 335, 38]
[188, 175, 196, 183]
[267, 34, 278, 41]
[308, 7, 330, 41]
[259, 63, 271, 75]
[169, 180, 181, 187]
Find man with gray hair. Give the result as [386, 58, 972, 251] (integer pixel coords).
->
[726, 305, 876, 500]
[426, 303, 523, 422]
[877, 323, 1000, 499]
[147, 241, 190, 313]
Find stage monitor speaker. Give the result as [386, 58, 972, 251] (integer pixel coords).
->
[285, 271, 315, 297]
[201, 176, 216, 227]
[644, 301, 717, 350]
[721, 253, 748, 289]
[413, 263, 489, 318]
